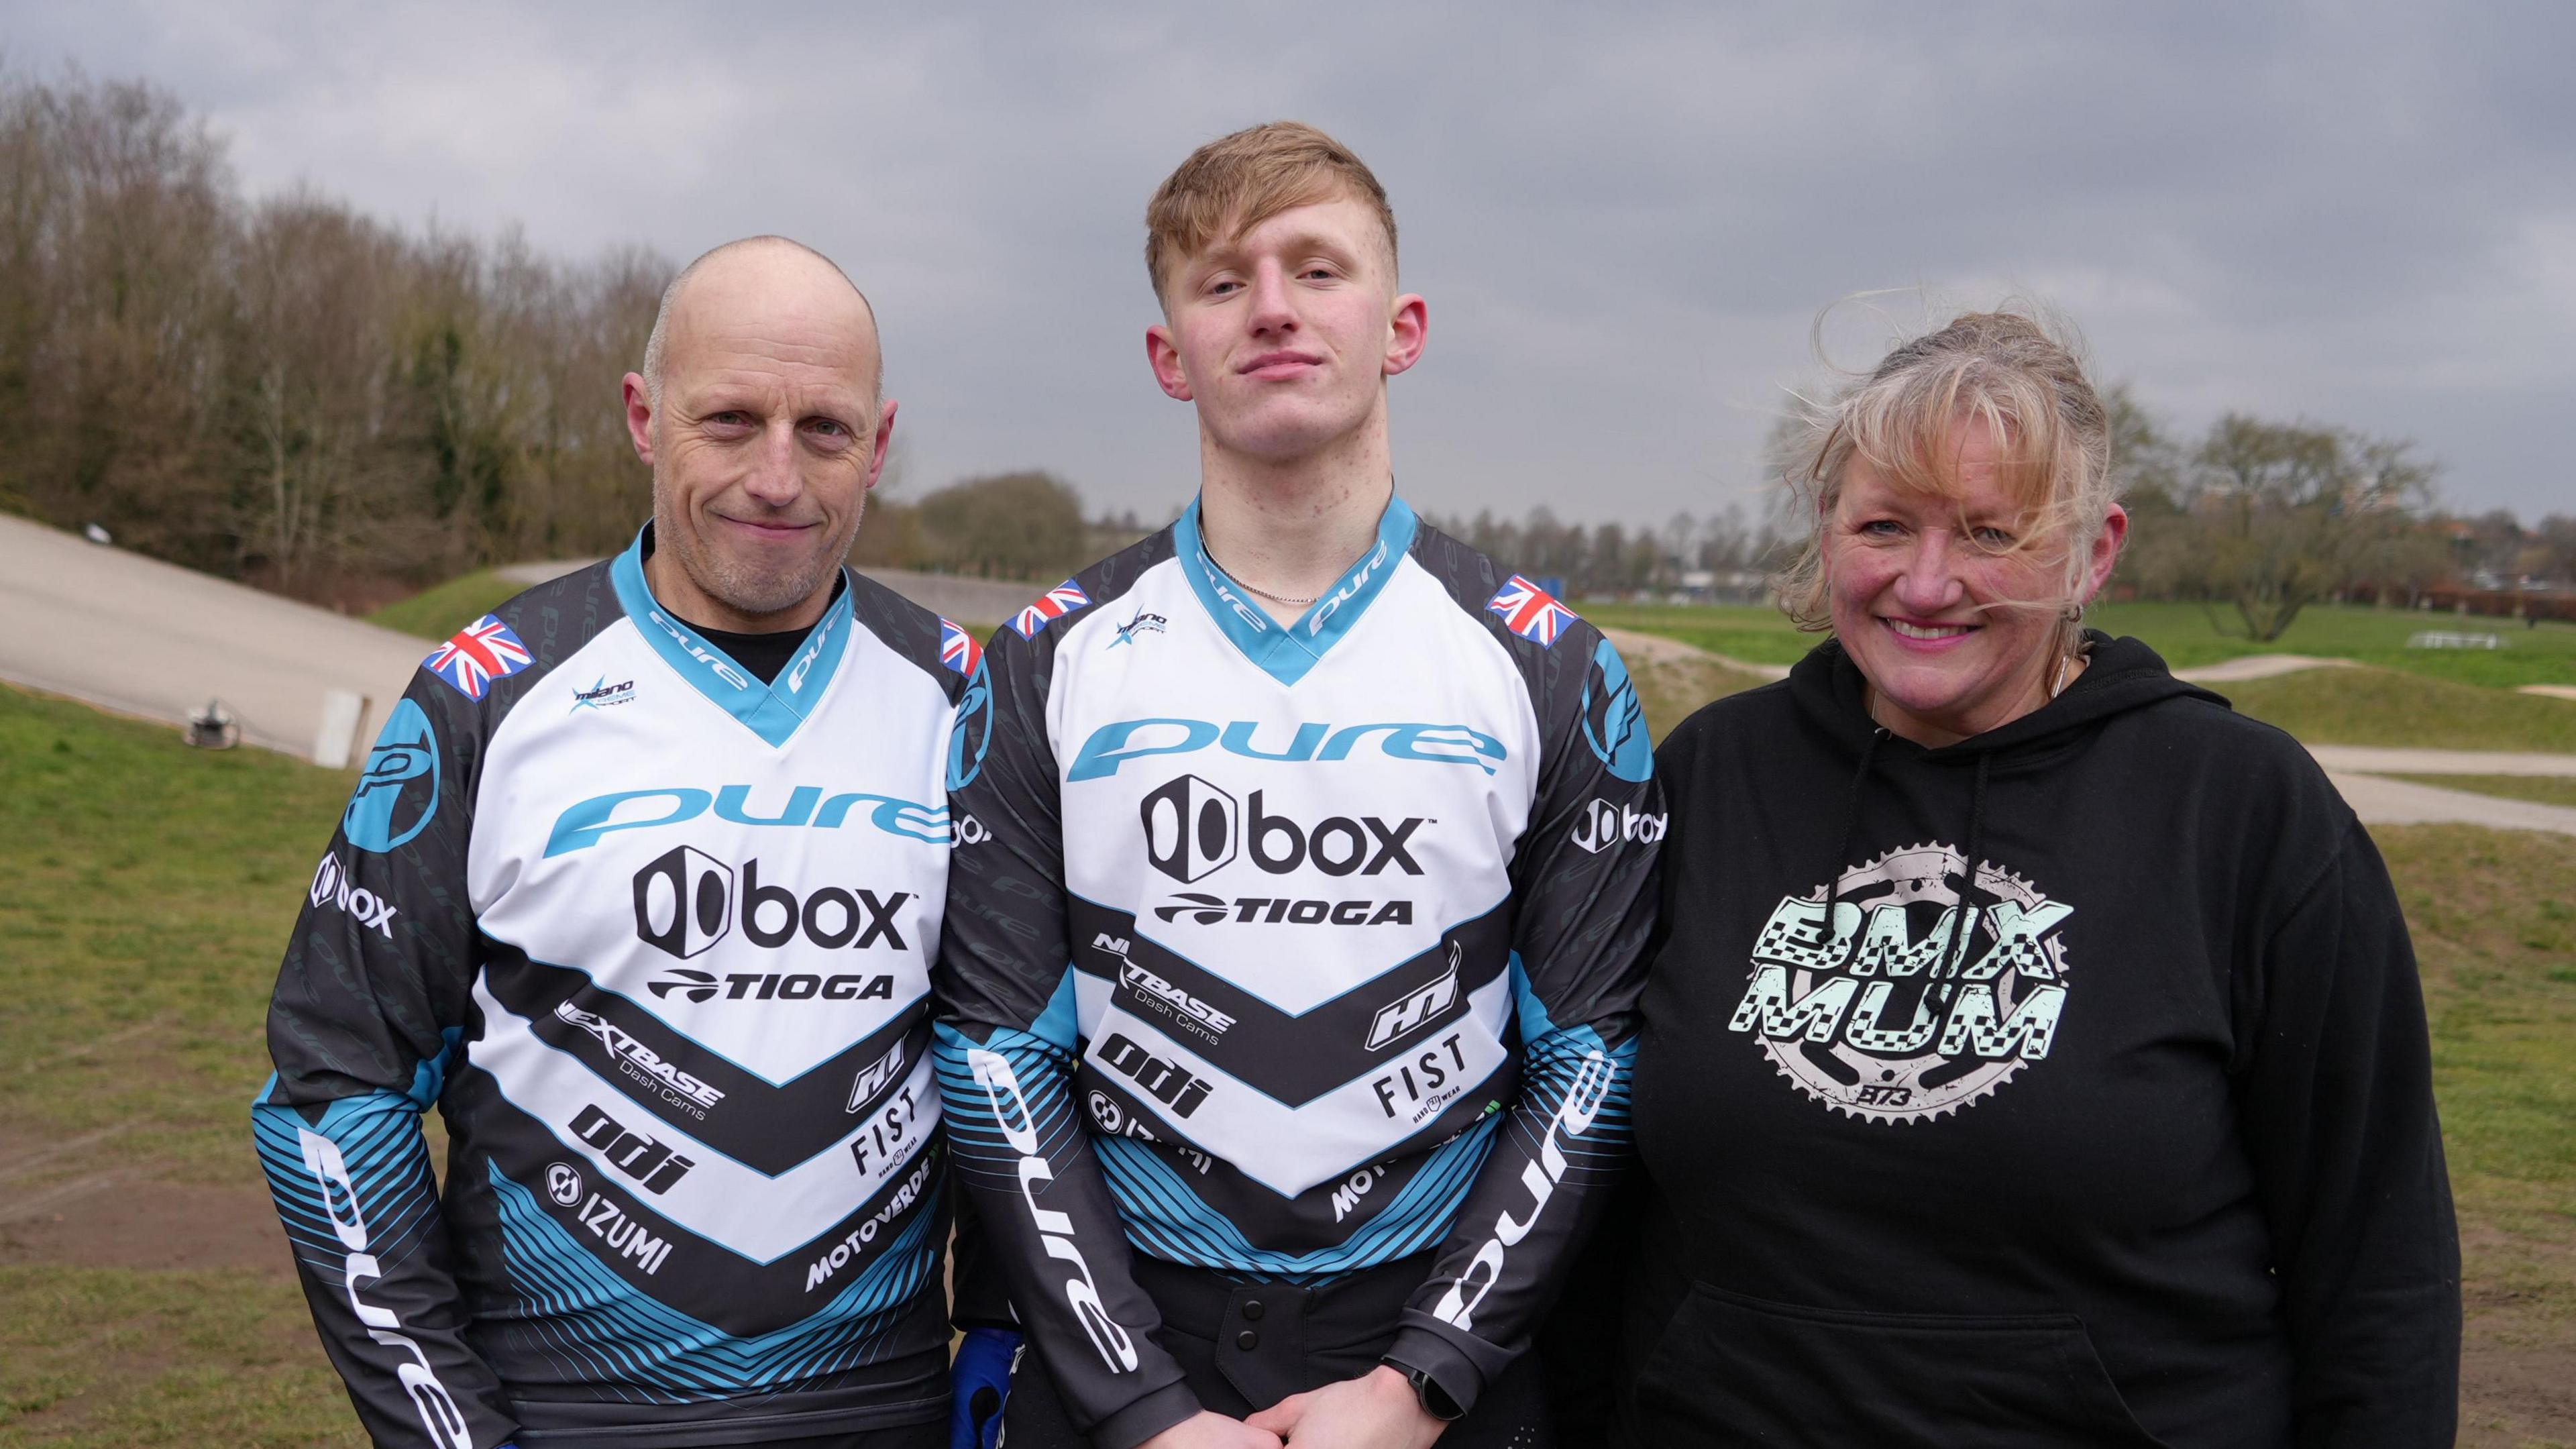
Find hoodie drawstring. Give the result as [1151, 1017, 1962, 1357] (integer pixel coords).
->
[1821, 735, 1990, 975]
[1939, 751, 1993, 973]
[1821, 729, 1886, 970]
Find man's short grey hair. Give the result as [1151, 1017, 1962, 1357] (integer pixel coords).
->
[640, 235, 881, 405]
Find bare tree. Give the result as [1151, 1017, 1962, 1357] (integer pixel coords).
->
[2182, 415, 2438, 641]
[0, 68, 678, 594]
[230, 192, 413, 586]
[2527, 515, 2576, 586]
[2, 70, 235, 564]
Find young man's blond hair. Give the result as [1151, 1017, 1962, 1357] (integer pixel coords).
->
[938, 119, 1658, 1449]
[1143, 121, 1399, 305]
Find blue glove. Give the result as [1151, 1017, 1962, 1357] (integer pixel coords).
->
[950, 1326, 1019, 1449]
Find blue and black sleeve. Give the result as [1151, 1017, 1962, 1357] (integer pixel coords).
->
[1390, 619, 1664, 1418]
[930, 596, 1201, 1449]
[255, 667, 517, 1449]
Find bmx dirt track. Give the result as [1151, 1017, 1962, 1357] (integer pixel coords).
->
[1, 533, 2566, 1442]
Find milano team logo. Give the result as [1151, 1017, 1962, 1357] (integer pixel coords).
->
[1728, 844, 2073, 1124]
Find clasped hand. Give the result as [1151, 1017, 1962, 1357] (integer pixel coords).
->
[1140, 1366, 1444, 1449]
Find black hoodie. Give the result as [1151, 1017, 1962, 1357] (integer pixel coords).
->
[1600, 634, 2459, 1447]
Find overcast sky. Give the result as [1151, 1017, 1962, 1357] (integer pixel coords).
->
[18, 1, 2575, 525]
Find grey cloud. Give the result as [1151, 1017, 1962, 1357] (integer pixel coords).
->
[15, 0, 2572, 522]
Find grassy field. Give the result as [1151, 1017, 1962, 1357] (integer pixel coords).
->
[1595, 596, 2576, 754]
[2086, 601, 2576, 690]
[2383, 827, 2576, 1442]
[2218, 669, 2576, 753]
[365, 568, 523, 641]
[1585, 598, 2576, 690]
[1627, 647, 1777, 744]
[1584, 602, 1812, 667]
[2390, 776, 2576, 810]
[0, 1267, 354, 1446]
[372, 569, 2576, 688]
[2383, 828, 2576, 1448]
[0, 685, 363, 1446]
[0, 695, 347, 1172]
[3, 667, 2571, 1444]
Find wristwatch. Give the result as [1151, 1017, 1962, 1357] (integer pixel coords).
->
[1385, 1358, 1466, 1421]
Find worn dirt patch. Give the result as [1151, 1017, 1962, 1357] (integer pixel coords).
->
[2461, 1345, 2576, 1448]
[0, 1177, 288, 1275]
[0, 1125, 289, 1276]
[1600, 625, 1788, 682]
[0, 1142, 2561, 1439]
[2459, 1217, 2576, 1446]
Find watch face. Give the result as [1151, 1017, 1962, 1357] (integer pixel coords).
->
[1399, 1364, 1465, 1421]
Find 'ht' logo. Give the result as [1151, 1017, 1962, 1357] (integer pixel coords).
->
[1366, 944, 1462, 1051]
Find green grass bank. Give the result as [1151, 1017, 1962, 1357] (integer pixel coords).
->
[366, 569, 523, 641]
[1, 674, 2569, 1444]
[1585, 598, 2576, 691]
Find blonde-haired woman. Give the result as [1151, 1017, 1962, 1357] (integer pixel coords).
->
[1603, 313, 2459, 1446]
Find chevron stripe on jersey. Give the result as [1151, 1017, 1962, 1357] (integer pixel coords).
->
[1068, 900, 1511, 1104]
[469, 969, 936, 1264]
[1069, 969, 1515, 1199]
[1093, 1114, 1501, 1279]
[935, 498, 1663, 1436]
[444, 1067, 943, 1333]
[478, 949, 927, 1170]
[481, 1161, 941, 1395]
[260, 530, 972, 1440]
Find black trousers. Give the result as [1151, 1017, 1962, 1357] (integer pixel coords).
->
[1001, 1256, 1554, 1448]
[582, 1424, 943, 1449]
[510, 1350, 951, 1449]
[752, 1426, 947, 1449]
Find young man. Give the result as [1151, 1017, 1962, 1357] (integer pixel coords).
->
[934, 125, 1663, 1449]
[255, 237, 1005, 1448]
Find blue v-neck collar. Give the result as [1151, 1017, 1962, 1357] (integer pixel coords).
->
[611, 526, 855, 748]
[1175, 494, 1416, 686]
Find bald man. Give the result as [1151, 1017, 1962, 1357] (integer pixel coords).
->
[256, 237, 1002, 1449]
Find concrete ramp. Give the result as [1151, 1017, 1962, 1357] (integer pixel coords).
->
[0, 513, 427, 765]
[0, 523, 1042, 766]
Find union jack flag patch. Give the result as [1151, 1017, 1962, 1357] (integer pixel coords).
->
[423, 614, 535, 700]
[938, 618, 983, 676]
[1011, 580, 1091, 639]
[1486, 575, 1579, 647]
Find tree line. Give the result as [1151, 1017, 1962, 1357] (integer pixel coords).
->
[0, 68, 670, 603]
[853, 469, 1152, 585]
[2110, 394, 2573, 637]
[3, 68, 2564, 637]
[1425, 396, 2575, 641]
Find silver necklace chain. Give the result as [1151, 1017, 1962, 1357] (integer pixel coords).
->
[1199, 535, 1320, 607]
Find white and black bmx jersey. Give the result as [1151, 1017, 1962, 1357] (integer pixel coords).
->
[933, 498, 1663, 1441]
[255, 529, 979, 1449]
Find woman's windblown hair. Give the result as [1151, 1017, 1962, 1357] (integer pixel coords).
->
[1774, 308, 2118, 633]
